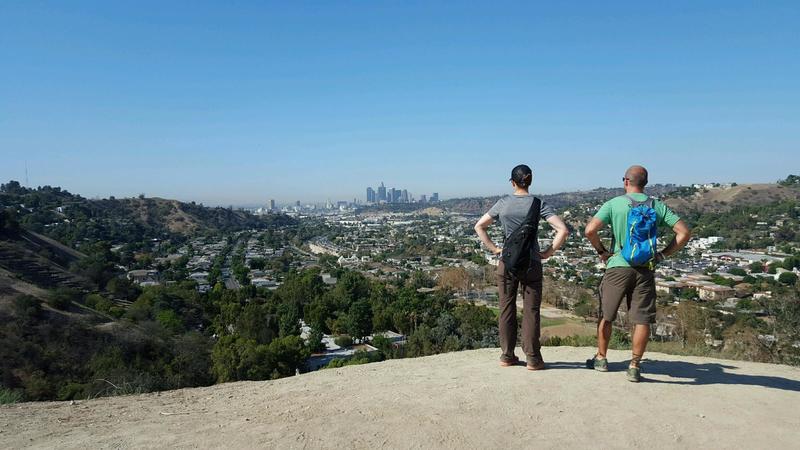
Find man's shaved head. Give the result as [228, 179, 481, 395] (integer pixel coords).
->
[625, 165, 648, 188]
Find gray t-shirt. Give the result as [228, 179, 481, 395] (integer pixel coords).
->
[487, 194, 556, 260]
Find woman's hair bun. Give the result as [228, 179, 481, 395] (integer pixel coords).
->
[511, 164, 533, 188]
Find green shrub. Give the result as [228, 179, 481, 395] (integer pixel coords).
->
[324, 350, 383, 369]
[47, 288, 80, 310]
[83, 293, 104, 309]
[0, 387, 24, 404]
[12, 295, 42, 320]
[58, 383, 88, 401]
[542, 334, 597, 347]
[334, 335, 353, 347]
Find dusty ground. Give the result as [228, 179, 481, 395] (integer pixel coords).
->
[2, 347, 800, 449]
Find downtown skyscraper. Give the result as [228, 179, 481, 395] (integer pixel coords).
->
[365, 183, 438, 204]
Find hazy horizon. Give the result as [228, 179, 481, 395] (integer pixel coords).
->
[0, 175, 785, 208]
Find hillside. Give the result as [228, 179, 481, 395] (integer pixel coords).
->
[2, 347, 799, 449]
[0, 181, 296, 247]
[663, 183, 800, 213]
[0, 229, 91, 291]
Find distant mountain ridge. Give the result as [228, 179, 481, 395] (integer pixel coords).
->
[0, 180, 295, 247]
[409, 184, 681, 214]
[358, 182, 800, 215]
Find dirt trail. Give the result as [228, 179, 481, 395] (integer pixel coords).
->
[2, 347, 800, 449]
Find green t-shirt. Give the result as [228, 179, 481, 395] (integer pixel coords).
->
[594, 193, 681, 269]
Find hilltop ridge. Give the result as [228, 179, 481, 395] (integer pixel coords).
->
[3, 347, 799, 449]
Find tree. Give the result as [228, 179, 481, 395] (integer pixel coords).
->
[346, 300, 373, 343]
[248, 257, 267, 270]
[334, 271, 370, 303]
[778, 272, 798, 286]
[155, 309, 184, 333]
[266, 335, 310, 378]
[307, 327, 326, 353]
[672, 302, 709, 348]
[0, 208, 20, 233]
[783, 256, 800, 271]
[749, 262, 764, 273]
[729, 267, 747, 276]
[437, 267, 470, 295]
[170, 332, 214, 387]
[277, 302, 301, 337]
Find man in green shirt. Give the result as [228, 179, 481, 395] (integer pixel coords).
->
[584, 165, 691, 381]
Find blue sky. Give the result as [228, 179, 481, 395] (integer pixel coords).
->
[1, 1, 798, 205]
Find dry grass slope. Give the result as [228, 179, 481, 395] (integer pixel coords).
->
[664, 183, 800, 213]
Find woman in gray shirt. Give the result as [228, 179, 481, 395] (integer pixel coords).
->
[474, 164, 569, 370]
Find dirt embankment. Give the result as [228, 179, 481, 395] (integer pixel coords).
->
[2, 347, 800, 449]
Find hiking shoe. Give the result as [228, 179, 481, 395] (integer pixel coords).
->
[627, 366, 641, 382]
[500, 355, 520, 367]
[526, 356, 545, 371]
[586, 356, 608, 372]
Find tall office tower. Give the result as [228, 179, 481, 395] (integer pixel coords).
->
[366, 187, 375, 203]
[269, 199, 276, 210]
[431, 192, 439, 202]
[393, 189, 401, 203]
[420, 194, 427, 203]
[401, 189, 409, 203]
[377, 182, 387, 202]
[387, 188, 396, 203]
[296, 200, 301, 207]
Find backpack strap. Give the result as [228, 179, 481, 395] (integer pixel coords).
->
[625, 194, 653, 208]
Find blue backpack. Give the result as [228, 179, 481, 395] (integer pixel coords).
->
[621, 195, 658, 268]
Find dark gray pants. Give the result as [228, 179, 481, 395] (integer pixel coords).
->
[497, 260, 543, 359]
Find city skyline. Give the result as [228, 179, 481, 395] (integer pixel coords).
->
[365, 182, 438, 205]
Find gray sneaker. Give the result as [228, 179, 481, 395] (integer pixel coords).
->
[627, 366, 641, 382]
[586, 356, 608, 372]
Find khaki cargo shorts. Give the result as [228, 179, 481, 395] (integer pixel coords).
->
[599, 267, 657, 325]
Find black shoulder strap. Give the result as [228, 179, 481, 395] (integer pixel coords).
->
[525, 197, 541, 226]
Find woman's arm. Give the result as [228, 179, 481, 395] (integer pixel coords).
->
[539, 215, 570, 259]
[474, 213, 502, 255]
